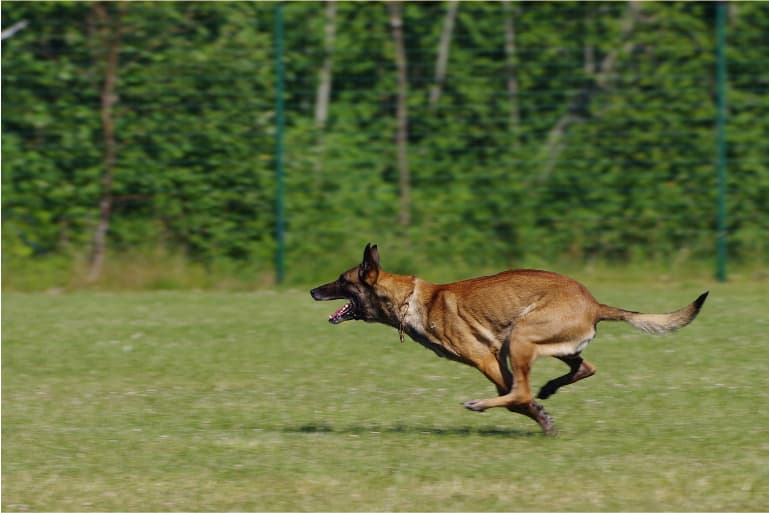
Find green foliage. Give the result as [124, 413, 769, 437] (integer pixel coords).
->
[2, 2, 768, 287]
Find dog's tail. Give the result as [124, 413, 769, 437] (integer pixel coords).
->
[597, 291, 708, 334]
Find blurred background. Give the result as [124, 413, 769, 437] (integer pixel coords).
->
[4, 4, 769, 511]
[2, 1, 768, 290]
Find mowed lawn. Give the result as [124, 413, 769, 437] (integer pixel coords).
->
[2, 278, 768, 511]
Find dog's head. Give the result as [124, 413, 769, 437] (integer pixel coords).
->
[310, 243, 381, 324]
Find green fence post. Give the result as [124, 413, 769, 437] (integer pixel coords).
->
[274, 2, 286, 284]
[715, 1, 728, 282]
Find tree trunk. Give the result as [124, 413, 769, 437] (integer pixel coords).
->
[88, 2, 123, 282]
[314, 0, 336, 130]
[503, 1, 520, 147]
[537, 1, 641, 180]
[429, 0, 458, 108]
[1, 20, 28, 40]
[388, 1, 410, 227]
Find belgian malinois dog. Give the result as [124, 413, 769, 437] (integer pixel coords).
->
[310, 244, 708, 435]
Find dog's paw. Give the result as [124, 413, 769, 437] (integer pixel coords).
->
[463, 399, 487, 412]
[541, 416, 558, 437]
[533, 403, 557, 436]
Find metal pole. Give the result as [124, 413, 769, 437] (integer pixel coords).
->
[274, 3, 286, 284]
[715, 1, 728, 282]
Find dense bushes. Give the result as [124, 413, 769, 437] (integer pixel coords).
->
[2, 2, 767, 287]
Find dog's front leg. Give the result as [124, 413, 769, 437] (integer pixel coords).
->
[470, 354, 513, 398]
[463, 340, 535, 412]
[463, 339, 556, 435]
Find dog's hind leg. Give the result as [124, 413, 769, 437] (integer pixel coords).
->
[537, 356, 596, 400]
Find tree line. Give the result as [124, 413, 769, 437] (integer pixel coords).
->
[2, 1, 768, 286]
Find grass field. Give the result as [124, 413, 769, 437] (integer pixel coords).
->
[2, 277, 768, 511]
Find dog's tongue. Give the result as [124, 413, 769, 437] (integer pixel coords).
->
[329, 303, 352, 324]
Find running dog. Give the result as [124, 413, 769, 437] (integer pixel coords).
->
[310, 244, 708, 435]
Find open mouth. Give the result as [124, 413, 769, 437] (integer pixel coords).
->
[329, 302, 357, 324]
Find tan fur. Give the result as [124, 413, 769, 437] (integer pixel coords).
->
[311, 244, 708, 435]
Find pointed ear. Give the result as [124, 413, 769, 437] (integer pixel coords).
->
[359, 243, 380, 285]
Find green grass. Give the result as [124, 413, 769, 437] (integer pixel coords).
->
[2, 278, 768, 511]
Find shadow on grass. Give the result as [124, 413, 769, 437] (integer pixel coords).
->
[284, 422, 540, 438]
